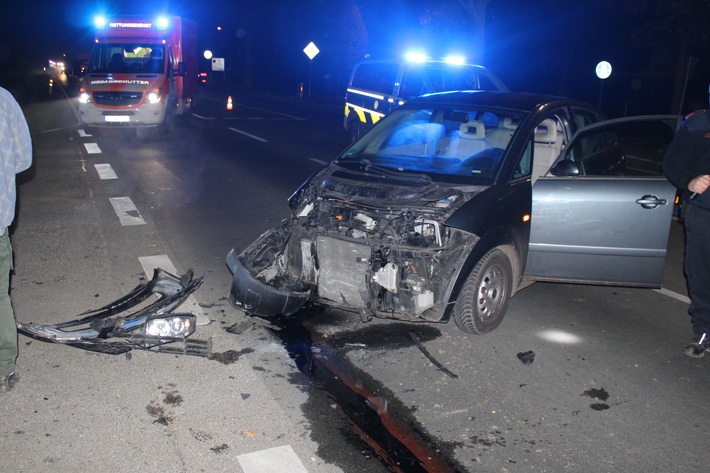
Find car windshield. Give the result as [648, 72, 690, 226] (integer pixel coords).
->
[88, 44, 165, 74]
[339, 105, 527, 184]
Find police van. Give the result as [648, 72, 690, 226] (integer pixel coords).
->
[344, 56, 507, 142]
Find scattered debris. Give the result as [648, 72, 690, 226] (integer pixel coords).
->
[209, 348, 255, 364]
[516, 351, 535, 365]
[227, 321, 257, 334]
[583, 387, 610, 410]
[582, 388, 609, 401]
[17, 268, 209, 357]
[590, 403, 610, 411]
[163, 391, 183, 406]
[210, 444, 229, 454]
[146, 403, 173, 426]
[409, 330, 458, 379]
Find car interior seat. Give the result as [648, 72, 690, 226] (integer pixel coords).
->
[531, 118, 563, 184]
[452, 120, 487, 157]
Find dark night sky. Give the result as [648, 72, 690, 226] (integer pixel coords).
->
[2, 0, 709, 116]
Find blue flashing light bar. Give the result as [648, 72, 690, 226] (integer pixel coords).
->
[405, 51, 428, 63]
[156, 16, 170, 30]
[444, 55, 466, 65]
[94, 15, 107, 30]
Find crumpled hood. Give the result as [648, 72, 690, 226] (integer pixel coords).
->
[311, 163, 487, 217]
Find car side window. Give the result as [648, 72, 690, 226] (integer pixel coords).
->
[570, 107, 602, 132]
[565, 120, 675, 177]
[351, 63, 400, 95]
[513, 140, 533, 179]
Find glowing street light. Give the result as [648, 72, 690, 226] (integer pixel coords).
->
[596, 60, 612, 108]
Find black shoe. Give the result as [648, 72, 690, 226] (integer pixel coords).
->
[683, 333, 710, 358]
[0, 371, 19, 393]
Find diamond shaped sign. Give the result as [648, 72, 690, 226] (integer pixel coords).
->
[303, 42, 320, 60]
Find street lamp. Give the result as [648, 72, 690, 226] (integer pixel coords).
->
[595, 60, 612, 109]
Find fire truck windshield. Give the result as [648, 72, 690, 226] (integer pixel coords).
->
[88, 44, 165, 74]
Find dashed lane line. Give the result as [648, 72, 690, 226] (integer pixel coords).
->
[227, 127, 268, 143]
[237, 445, 308, 473]
[655, 287, 691, 304]
[138, 255, 210, 326]
[108, 196, 146, 226]
[84, 143, 102, 154]
[94, 164, 118, 180]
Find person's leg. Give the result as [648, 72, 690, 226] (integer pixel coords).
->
[0, 232, 17, 380]
[684, 205, 710, 356]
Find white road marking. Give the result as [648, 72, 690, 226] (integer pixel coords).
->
[192, 114, 216, 120]
[310, 158, 328, 165]
[228, 127, 268, 143]
[84, 143, 102, 154]
[655, 287, 691, 304]
[138, 255, 210, 326]
[78, 129, 92, 137]
[94, 164, 118, 180]
[237, 445, 308, 473]
[109, 197, 146, 226]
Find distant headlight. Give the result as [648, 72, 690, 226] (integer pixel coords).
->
[79, 92, 91, 104]
[147, 88, 162, 104]
[145, 314, 196, 338]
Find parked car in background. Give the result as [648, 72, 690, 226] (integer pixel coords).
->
[228, 90, 679, 334]
[344, 56, 507, 142]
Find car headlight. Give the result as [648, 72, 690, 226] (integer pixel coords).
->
[145, 314, 196, 338]
[79, 91, 91, 104]
[147, 88, 162, 104]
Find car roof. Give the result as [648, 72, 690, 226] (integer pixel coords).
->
[405, 90, 596, 113]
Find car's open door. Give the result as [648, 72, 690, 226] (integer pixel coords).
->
[525, 116, 681, 287]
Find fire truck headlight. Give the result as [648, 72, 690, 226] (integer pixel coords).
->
[79, 92, 91, 104]
[147, 89, 162, 104]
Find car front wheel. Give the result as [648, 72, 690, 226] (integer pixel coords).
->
[453, 247, 513, 334]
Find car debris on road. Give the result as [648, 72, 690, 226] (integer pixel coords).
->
[17, 268, 210, 357]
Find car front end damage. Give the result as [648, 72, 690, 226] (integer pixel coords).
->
[17, 268, 209, 356]
[227, 165, 482, 324]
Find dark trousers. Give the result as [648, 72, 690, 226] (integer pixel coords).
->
[685, 204, 710, 334]
[0, 232, 16, 376]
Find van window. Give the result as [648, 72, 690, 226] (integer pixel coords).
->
[351, 63, 400, 96]
[399, 64, 500, 99]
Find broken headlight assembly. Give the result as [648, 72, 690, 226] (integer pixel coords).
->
[17, 268, 210, 357]
[145, 314, 195, 338]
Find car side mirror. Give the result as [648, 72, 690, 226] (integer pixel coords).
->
[550, 159, 580, 177]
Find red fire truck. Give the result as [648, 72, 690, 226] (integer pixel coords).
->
[78, 16, 198, 129]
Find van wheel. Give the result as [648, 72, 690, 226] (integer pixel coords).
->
[348, 120, 362, 143]
[453, 248, 512, 334]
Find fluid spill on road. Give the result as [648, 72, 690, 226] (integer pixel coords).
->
[263, 311, 468, 473]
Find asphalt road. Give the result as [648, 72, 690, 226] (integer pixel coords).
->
[0, 72, 707, 473]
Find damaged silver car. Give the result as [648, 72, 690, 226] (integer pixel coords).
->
[227, 91, 678, 334]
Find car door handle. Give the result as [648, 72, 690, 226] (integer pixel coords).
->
[636, 195, 667, 209]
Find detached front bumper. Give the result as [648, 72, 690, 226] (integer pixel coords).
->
[17, 268, 209, 356]
[226, 249, 310, 317]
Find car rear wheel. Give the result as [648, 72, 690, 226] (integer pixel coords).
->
[348, 119, 362, 143]
[453, 247, 513, 334]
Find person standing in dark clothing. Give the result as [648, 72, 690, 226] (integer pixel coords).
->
[0, 86, 32, 391]
[663, 91, 710, 358]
